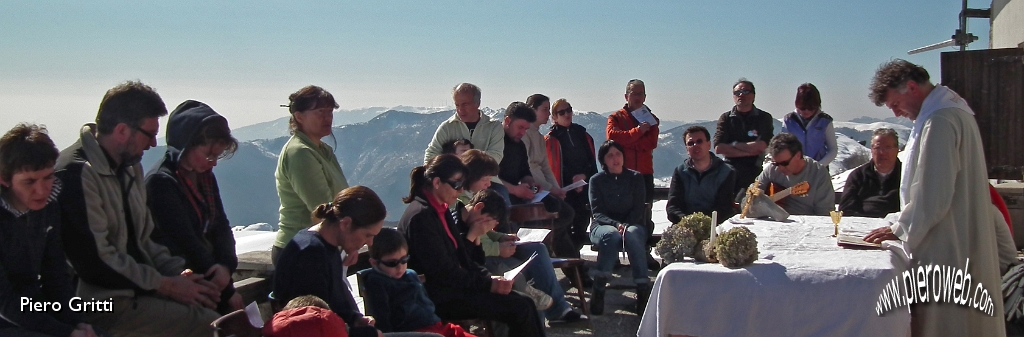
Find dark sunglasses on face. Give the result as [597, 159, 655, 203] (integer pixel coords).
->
[772, 157, 794, 167]
[555, 108, 572, 115]
[733, 89, 753, 96]
[685, 139, 705, 147]
[445, 178, 465, 190]
[379, 255, 411, 267]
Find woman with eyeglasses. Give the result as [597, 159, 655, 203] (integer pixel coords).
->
[587, 140, 651, 316]
[273, 85, 349, 265]
[782, 83, 837, 169]
[144, 100, 242, 314]
[398, 154, 547, 337]
[545, 99, 598, 250]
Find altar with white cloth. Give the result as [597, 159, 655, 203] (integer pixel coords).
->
[637, 215, 912, 337]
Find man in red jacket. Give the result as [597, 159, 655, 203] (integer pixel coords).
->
[606, 79, 660, 270]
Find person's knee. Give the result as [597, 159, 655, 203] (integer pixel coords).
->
[626, 225, 647, 239]
[596, 230, 622, 248]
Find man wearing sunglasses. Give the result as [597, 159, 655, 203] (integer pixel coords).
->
[713, 79, 775, 196]
[666, 126, 736, 225]
[754, 133, 834, 216]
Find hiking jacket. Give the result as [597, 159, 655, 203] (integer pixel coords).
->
[56, 124, 186, 300]
[423, 111, 505, 165]
[545, 123, 597, 188]
[606, 105, 659, 174]
[0, 183, 83, 337]
[666, 154, 736, 224]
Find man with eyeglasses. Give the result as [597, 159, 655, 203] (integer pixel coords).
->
[754, 133, 834, 216]
[55, 81, 222, 337]
[666, 126, 736, 224]
[838, 128, 901, 218]
[713, 78, 775, 196]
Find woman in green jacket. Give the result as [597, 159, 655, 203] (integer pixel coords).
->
[273, 85, 349, 265]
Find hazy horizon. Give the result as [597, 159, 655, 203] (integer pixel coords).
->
[1, 1, 992, 148]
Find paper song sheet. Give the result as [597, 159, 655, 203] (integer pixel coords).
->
[515, 228, 551, 245]
[630, 105, 658, 126]
[561, 180, 587, 191]
[503, 252, 538, 280]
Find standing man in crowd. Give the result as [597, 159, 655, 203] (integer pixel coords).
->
[666, 125, 736, 224]
[606, 79, 660, 269]
[424, 83, 509, 203]
[713, 79, 774, 195]
[863, 60, 1006, 337]
[839, 128, 901, 218]
[55, 81, 221, 337]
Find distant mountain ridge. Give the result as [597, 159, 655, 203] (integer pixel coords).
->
[141, 109, 905, 226]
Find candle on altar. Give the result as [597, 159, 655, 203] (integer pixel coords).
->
[710, 211, 718, 243]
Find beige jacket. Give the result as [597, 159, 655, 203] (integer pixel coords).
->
[522, 124, 559, 191]
[55, 124, 185, 300]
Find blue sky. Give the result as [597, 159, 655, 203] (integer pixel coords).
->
[0, 0, 992, 147]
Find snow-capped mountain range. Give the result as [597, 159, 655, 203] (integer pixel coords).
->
[140, 107, 910, 226]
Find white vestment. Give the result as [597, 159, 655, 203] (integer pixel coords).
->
[892, 86, 1005, 337]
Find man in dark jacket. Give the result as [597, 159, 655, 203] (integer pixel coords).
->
[667, 126, 736, 224]
[145, 100, 241, 314]
[498, 102, 578, 260]
[713, 78, 774, 195]
[0, 124, 104, 337]
[839, 128, 901, 218]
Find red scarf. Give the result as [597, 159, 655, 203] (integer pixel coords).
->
[423, 189, 458, 248]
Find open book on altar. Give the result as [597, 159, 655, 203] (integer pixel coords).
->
[837, 230, 882, 248]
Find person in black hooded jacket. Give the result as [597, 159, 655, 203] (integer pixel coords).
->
[144, 100, 242, 313]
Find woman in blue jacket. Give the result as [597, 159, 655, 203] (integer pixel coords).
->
[782, 83, 837, 168]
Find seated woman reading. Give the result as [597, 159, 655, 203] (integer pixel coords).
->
[397, 154, 547, 337]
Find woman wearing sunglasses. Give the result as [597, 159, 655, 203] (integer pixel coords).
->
[545, 98, 598, 250]
[782, 83, 837, 170]
[398, 154, 547, 337]
[145, 100, 242, 314]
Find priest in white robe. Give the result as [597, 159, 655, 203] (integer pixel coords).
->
[864, 59, 1006, 337]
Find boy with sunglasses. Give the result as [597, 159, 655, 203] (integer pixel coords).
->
[363, 228, 477, 337]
